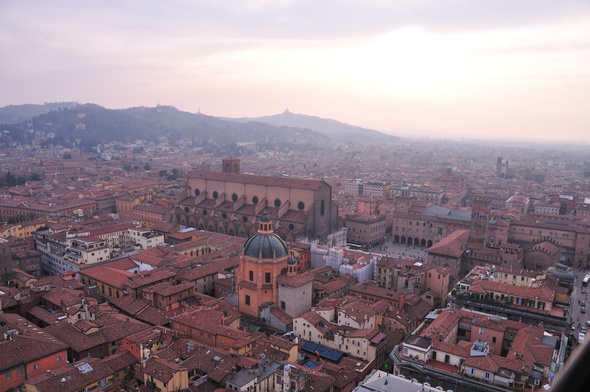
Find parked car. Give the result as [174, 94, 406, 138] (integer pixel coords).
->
[586, 320, 590, 326]
[582, 327, 587, 334]
[582, 306, 587, 314]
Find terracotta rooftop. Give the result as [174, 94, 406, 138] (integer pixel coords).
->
[187, 170, 326, 191]
[426, 229, 469, 258]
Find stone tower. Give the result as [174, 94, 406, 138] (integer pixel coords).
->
[470, 197, 491, 244]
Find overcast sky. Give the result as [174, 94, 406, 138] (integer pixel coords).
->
[1, 0, 589, 142]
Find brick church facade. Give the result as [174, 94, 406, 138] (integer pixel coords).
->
[175, 158, 340, 242]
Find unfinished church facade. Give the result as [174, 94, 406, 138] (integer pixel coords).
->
[175, 158, 340, 242]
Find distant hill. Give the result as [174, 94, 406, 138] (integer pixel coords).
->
[0, 102, 78, 124]
[0, 103, 330, 152]
[229, 109, 400, 143]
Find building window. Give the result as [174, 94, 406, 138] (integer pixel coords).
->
[212, 191, 219, 199]
[274, 198, 281, 207]
[232, 193, 238, 202]
[245, 295, 251, 305]
[265, 272, 271, 283]
[57, 355, 62, 362]
[281, 301, 286, 310]
[252, 196, 259, 204]
[249, 270, 254, 281]
[320, 200, 325, 216]
[34, 364, 40, 371]
[5, 371, 11, 379]
[297, 201, 305, 210]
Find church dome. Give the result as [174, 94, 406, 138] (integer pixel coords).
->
[243, 233, 288, 259]
[243, 212, 288, 259]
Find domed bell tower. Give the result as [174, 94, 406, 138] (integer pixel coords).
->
[237, 211, 290, 317]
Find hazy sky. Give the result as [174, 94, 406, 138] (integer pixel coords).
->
[1, 1, 589, 142]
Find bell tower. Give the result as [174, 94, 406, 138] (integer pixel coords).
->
[222, 157, 240, 173]
[470, 197, 491, 244]
[395, 178, 413, 213]
[237, 212, 289, 318]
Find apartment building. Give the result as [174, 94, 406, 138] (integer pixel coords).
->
[293, 310, 387, 366]
[393, 308, 559, 391]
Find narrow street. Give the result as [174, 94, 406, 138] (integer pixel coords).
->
[569, 267, 590, 346]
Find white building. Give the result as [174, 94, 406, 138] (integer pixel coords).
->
[127, 227, 164, 250]
[344, 179, 363, 196]
[293, 311, 386, 363]
[34, 223, 163, 275]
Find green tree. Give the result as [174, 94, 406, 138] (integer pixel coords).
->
[4, 171, 16, 186]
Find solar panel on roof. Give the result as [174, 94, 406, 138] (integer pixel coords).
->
[304, 361, 318, 369]
[78, 363, 93, 374]
[301, 341, 344, 363]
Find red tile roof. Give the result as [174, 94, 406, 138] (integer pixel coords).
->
[427, 229, 469, 258]
[187, 171, 325, 191]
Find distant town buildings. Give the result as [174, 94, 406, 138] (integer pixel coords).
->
[2, 135, 590, 391]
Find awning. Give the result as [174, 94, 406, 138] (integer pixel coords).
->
[370, 332, 387, 344]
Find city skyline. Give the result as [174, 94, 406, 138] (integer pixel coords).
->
[1, 0, 589, 142]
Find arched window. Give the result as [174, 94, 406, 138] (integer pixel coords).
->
[320, 200, 325, 216]
[232, 193, 238, 202]
[297, 201, 305, 210]
[212, 191, 219, 199]
[234, 164, 238, 172]
[252, 196, 259, 204]
[194, 189, 200, 197]
[274, 198, 281, 207]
